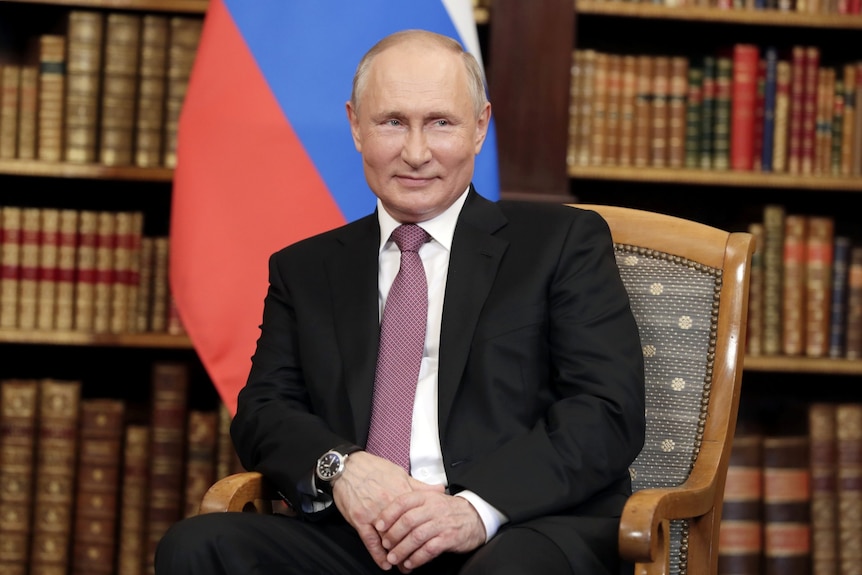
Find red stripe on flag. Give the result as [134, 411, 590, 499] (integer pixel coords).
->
[171, 0, 346, 414]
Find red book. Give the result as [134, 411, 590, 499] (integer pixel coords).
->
[730, 44, 759, 171]
[752, 58, 767, 172]
[787, 47, 806, 174]
[801, 46, 821, 175]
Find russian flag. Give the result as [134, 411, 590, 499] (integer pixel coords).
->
[170, 1, 499, 415]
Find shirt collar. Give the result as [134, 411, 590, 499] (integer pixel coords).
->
[376, 186, 470, 253]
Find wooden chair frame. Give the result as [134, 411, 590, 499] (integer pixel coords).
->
[199, 204, 754, 575]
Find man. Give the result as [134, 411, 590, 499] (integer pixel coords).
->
[156, 29, 645, 575]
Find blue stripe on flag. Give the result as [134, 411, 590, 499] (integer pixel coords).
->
[222, 0, 499, 222]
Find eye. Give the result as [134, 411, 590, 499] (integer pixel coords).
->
[385, 119, 402, 127]
[434, 119, 449, 127]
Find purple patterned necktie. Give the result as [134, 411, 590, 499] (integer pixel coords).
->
[365, 224, 430, 471]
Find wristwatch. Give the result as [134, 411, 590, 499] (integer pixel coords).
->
[315, 443, 362, 494]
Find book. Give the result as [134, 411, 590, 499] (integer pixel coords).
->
[17, 207, 41, 330]
[846, 247, 862, 359]
[74, 210, 98, 332]
[781, 214, 808, 356]
[35, 207, 60, 331]
[730, 44, 759, 171]
[150, 236, 170, 333]
[762, 435, 811, 575]
[0, 205, 23, 329]
[110, 211, 135, 334]
[650, 55, 670, 168]
[855, 62, 862, 176]
[836, 404, 862, 575]
[746, 222, 765, 357]
[64, 10, 105, 163]
[809, 403, 838, 575]
[667, 56, 688, 168]
[134, 236, 155, 332]
[71, 399, 126, 575]
[831, 78, 844, 176]
[215, 401, 243, 481]
[788, 47, 807, 174]
[752, 57, 766, 172]
[590, 51, 609, 167]
[762, 204, 785, 356]
[100, 13, 142, 166]
[124, 212, 145, 333]
[604, 53, 622, 166]
[0, 64, 20, 159]
[829, 236, 852, 359]
[33, 35, 66, 162]
[574, 49, 596, 168]
[0, 379, 40, 575]
[144, 362, 190, 574]
[55, 209, 79, 332]
[805, 216, 834, 358]
[116, 424, 150, 575]
[700, 56, 717, 169]
[841, 64, 856, 176]
[93, 211, 116, 334]
[801, 46, 821, 175]
[761, 47, 778, 172]
[567, 50, 583, 169]
[718, 432, 763, 575]
[162, 16, 203, 168]
[135, 14, 170, 168]
[183, 409, 218, 517]
[15, 65, 38, 160]
[618, 54, 637, 167]
[685, 65, 703, 169]
[772, 59, 792, 173]
[29, 379, 82, 575]
[815, 68, 835, 175]
[633, 54, 653, 168]
[712, 55, 733, 171]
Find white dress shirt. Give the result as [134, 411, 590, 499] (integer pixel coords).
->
[376, 188, 507, 542]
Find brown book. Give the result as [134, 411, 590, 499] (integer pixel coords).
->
[718, 432, 763, 575]
[801, 46, 821, 175]
[589, 51, 609, 167]
[633, 54, 654, 168]
[809, 403, 839, 575]
[846, 247, 862, 359]
[840, 64, 856, 176]
[0, 64, 21, 159]
[815, 67, 835, 175]
[788, 47, 807, 174]
[762, 435, 811, 575]
[71, 399, 126, 575]
[55, 209, 79, 331]
[33, 35, 66, 162]
[618, 54, 637, 167]
[29, 379, 82, 575]
[116, 424, 150, 575]
[782, 214, 808, 356]
[805, 217, 834, 357]
[124, 212, 145, 333]
[0, 206, 23, 329]
[150, 236, 170, 333]
[183, 410, 218, 517]
[100, 13, 142, 166]
[135, 236, 155, 332]
[603, 54, 622, 166]
[64, 10, 105, 163]
[667, 56, 688, 169]
[93, 211, 116, 334]
[772, 60, 793, 173]
[74, 210, 98, 332]
[746, 222, 765, 357]
[853, 62, 862, 176]
[574, 49, 596, 168]
[763, 204, 786, 356]
[135, 15, 169, 168]
[0, 379, 40, 575]
[712, 56, 733, 171]
[144, 362, 190, 574]
[110, 211, 135, 334]
[16, 65, 38, 160]
[650, 55, 670, 168]
[35, 207, 60, 330]
[836, 403, 862, 575]
[162, 16, 203, 168]
[17, 207, 41, 330]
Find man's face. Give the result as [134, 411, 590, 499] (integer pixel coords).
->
[346, 40, 491, 223]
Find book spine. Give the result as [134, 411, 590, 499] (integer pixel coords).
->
[713, 55, 733, 170]
[0, 206, 23, 329]
[685, 65, 703, 169]
[845, 247, 862, 359]
[730, 44, 760, 171]
[855, 62, 862, 176]
[163, 17, 202, 168]
[125, 212, 144, 333]
[0, 379, 40, 575]
[0, 65, 21, 159]
[590, 52, 609, 166]
[73, 210, 98, 332]
[753, 57, 767, 172]
[16, 66, 38, 160]
[805, 216, 835, 358]
[135, 14, 169, 168]
[718, 433, 763, 575]
[650, 56, 670, 168]
[29, 379, 82, 575]
[762, 435, 812, 575]
[71, 399, 126, 575]
[667, 56, 688, 168]
[604, 54, 622, 166]
[788, 47, 807, 174]
[829, 236, 852, 359]
[150, 237, 170, 333]
[35, 35, 66, 162]
[575, 50, 596, 168]
[110, 212, 135, 334]
[746, 222, 765, 357]
[116, 425, 150, 575]
[93, 211, 116, 334]
[839, 65, 856, 175]
[801, 46, 821, 175]
[183, 410, 218, 517]
[567, 50, 583, 169]
[100, 13, 142, 166]
[35, 208, 60, 331]
[618, 54, 637, 167]
[761, 47, 779, 172]
[782, 214, 808, 356]
[809, 403, 838, 575]
[836, 403, 862, 574]
[831, 78, 844, 175]
[64, 10, 105, 164]
[17, 207, 41, 330]
[135, 237, 155, 332]
[772, 60, 792, 173]
[762, 204, 786, 356]
[633, 54, 654, 168]
[55, 209, 79, 331]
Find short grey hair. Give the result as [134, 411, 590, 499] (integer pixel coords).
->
[350, 29, 488, 118]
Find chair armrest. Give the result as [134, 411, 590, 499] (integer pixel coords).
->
[199, 471, 282, 514]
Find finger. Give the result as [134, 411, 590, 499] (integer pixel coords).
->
[375, 491, 425, 534]
[357, 524, 392, 571]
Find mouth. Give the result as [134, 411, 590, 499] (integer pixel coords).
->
[395, 175, 435, 188]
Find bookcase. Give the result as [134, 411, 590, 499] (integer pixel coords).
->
[487, 1, 862, 574]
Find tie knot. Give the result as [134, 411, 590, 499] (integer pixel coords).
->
[391, 224, 430, 253]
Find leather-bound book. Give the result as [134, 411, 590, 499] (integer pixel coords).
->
[805, 217, 834, 358]
[809, 403, 838, 575]
[117, 424, 150, 575]
[718, 432, 763, 575]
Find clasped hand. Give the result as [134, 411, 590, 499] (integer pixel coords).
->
[332, 451, 486, 572]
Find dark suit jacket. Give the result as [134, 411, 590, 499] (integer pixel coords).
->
[232, 189, 646, 569]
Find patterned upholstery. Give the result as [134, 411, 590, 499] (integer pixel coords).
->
[614, 244, 722, 575]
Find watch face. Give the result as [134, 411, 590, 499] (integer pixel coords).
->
[317, 452, 342, 481]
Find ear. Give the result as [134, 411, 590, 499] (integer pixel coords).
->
[346, 101, 362, 152]
[473, 102, 491, 154]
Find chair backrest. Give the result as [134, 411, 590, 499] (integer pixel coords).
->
[572, 204, 753, 575]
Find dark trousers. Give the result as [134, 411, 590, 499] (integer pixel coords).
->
[154, 511, 586, 575]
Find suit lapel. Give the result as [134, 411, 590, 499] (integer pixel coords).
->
[438, 192, 508, 435]
[326, 215, 381, 444]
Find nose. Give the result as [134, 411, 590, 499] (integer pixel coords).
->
[401, 127, 432, 167]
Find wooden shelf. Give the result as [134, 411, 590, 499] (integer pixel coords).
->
[0, 329, 193, 348]
[745, 355, 862, 375]
[575, 0, 862, 28]
[569, 165, 862, 192]
[0, 0, 208, 12]
[0, 159, 174, 181]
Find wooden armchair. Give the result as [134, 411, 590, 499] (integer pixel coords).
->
[199, 205, 754, 575]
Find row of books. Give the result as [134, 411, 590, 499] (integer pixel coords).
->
[746, 205, 862, 359]
[567, 45, 862, 177]
[0, 364, 242, 575]
[718, 402, 862, 575]
[586, 0, 862, 14]
[0, 10, 203, 168]
[0, 205, 181, 335]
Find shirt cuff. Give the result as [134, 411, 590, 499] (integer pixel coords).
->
[454, 490, 508, 542]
